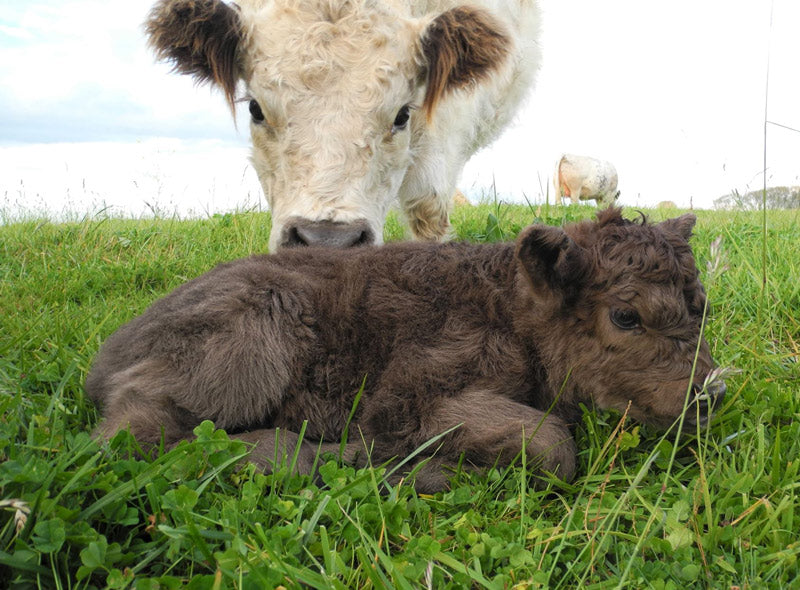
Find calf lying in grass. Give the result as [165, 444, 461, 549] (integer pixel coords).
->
[86, 208, 725, 491]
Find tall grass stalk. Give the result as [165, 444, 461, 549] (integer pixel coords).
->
[760, 0, 774, 310]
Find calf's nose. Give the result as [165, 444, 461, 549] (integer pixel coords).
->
[690, 379, 727, 417]
[705, 379, 727, 405]
[281, 219, 375, 249]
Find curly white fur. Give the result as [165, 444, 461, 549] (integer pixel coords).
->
[152, 0, 542, 249]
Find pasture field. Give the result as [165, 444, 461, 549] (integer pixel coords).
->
[1, 203, 798, 588]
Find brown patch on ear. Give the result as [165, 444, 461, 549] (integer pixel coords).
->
[421, 6, 510, 120]
[658, 214, 697, 241]
[145, 0, 242, 111]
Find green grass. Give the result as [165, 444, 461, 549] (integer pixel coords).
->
[1, 204, 799, 588]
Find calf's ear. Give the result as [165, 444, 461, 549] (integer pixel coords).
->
[658, 213, 696, 242]
[515, 226, 589, 301]
[420, 6, 510, 120]
[145, 0, 243, 111]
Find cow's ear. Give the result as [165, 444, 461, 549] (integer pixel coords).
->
[145, 0, 243, 111]
[420, 6, 510, 120]
[658, 214, 696, 242]
[515, 225, 589, 302]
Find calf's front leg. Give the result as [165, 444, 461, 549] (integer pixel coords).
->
[364, 390, 577, 492]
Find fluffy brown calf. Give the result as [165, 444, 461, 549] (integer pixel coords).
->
[86, 209, 725, 491]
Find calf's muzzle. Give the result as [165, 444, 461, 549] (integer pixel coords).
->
[688, 379, 727, 423]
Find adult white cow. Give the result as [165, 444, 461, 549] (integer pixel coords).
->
[554, 154, 619, 207]
[146, 0, 542, 250]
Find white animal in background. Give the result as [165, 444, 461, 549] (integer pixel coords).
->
[146, 0, 543, 250]
[554, 154, 619, 206]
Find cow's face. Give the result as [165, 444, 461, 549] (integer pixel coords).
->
[515, 209, 725, 429]
[146, 0, 510, 250]
[242, 2, 424, 250]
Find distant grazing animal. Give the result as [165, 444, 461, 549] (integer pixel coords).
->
[145, 0, 542, 250]
[555, 154, 619, 206]
[86, 208, 725, 492]
[658, 201, 678, 209]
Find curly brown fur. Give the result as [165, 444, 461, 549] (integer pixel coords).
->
[86, 208, 724, 492]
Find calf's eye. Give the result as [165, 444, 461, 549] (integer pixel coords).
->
[610, 308, 642, 330]
[249, 99, 265, 123]
[392, 105, 411, 133]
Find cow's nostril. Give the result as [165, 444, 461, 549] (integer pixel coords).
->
[353, 229, 371, 246]
[281, 219, 375, 249]
[284, 226, 307, 247]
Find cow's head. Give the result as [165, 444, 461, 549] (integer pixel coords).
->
[146, 0, 510, 250]
[514, 208, 725, 428]
[598, 190, 621, 207]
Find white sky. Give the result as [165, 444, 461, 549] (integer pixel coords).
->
[1, 0, 798, 218]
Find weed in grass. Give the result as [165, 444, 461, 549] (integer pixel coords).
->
[1, 205, 799, 588]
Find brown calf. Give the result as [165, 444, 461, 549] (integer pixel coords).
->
[86, 208, 724, 491]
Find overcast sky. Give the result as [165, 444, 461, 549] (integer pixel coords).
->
[1, 0, 798, 218]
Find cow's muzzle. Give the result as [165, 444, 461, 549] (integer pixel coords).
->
[280, 218, 375, 249]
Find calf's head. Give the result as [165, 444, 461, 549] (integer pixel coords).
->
[515, 208, 725, 428]
[146, 0, 510, 250]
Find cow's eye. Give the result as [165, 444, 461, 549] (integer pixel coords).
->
[392, 105, 411, 133]
[610, 308, 642, 330]
[249, 99, 265, 123]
